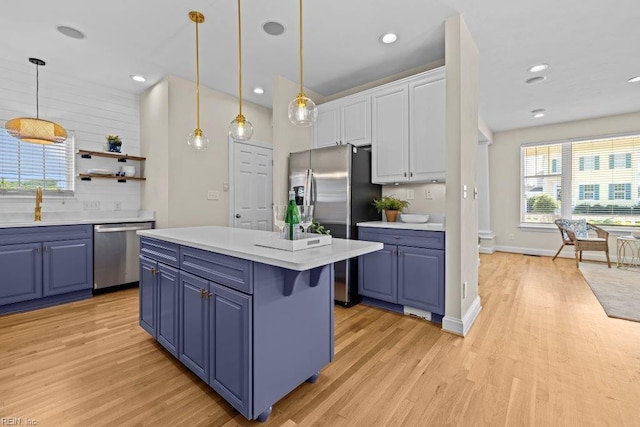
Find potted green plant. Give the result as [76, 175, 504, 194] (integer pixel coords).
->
[106, 134, 122, 153]
[372, 196, 410, 223]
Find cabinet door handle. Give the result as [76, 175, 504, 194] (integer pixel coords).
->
[199, 288, 205, 298]
[36, 247, 40, 253]
[150, 268, 157, 275]
[410, 171, 413, 178]
[391, 249, 395, 256]
[44, 246, 48, 252]
[404, 172, 407, 177]
[393, 235, 400, 239]
[206, 291, 213, 299]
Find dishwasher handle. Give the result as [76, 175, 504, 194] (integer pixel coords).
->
[94, 223, 153, 233]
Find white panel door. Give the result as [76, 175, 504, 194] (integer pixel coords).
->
[410, 74, 446, 182]
[371, 83, 409, 184]
[313, 102, 340, 148]
[233, 143, 273, 230]
[340, 94, 371, 147]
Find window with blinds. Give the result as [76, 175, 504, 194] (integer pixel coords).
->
[521, 134, 640, 226]
[0, 127, 75, 196]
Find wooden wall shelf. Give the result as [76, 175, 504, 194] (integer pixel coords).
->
[78, 174, 146, 182]
[77, 150, 146, 162]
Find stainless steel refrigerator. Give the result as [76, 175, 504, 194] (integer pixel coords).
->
[289, 144, 381, 305]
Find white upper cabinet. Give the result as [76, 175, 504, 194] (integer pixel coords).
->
[314, 102, 340, 148]
[313, 95, 371, 148]
[340, 95, 371, 146]
[371, 84, 409, 184]
[409, 74, 446, 182]
[371, 67, 446, 184]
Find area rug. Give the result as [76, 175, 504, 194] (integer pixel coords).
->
[579, 262, 640, 322]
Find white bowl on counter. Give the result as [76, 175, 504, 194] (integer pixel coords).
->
[400, 214, 430, 224]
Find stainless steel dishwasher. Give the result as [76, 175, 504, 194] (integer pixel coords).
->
[93, 222, 154, 290]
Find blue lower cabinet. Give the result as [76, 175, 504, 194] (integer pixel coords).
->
[139, 256, 157, 337]
[43, 239, 93, 297]
[210, 284, 252, 417]
[179, 271, 210, 382]
[358, 244, 397, 303]
[358, 227, 445, 316]
[0, 243, 43, 305]
[157, 264, 179, 356]
[397, 246, 445, 313]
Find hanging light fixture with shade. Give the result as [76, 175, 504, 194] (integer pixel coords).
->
[5, 58, 67, 145]
[288, 0, 317, 127]
[229, 0, 254, 142]
[187, 11, 209, 151]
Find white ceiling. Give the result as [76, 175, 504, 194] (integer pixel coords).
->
[1, 0, 639, 132]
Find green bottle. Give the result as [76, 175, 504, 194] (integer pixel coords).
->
[285, 190, 300, 240]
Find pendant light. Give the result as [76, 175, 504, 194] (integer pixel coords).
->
[187, 11, 209, 151]
[5, 58, 67, 145]
[228, 0, 254, 141]
[288, 0, 317, 127]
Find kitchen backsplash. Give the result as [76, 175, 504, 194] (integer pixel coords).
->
[382, 182, 446, 216]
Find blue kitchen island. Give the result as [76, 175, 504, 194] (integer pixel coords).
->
[137, 226, 381, 422]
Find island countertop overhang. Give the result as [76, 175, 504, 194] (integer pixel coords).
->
[138, 226, 382, 271]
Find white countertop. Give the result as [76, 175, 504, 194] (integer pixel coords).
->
[0, 212, 155, 229]
[138, 226, 383, 271]
[357, 221, 445, 231]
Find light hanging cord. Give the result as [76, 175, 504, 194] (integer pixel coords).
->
[187, 11, 209, 151]
[229, 0, 254, 141]
[288, 0, 317, 127]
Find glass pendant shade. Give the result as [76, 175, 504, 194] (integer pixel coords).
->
[188, 128, 209, 151]
[229, 114, 254, 142]
[288, 94, 318, 127]
[5, 117, 67, 145]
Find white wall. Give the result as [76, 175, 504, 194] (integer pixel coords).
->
[140, 75, 273, 228]
[0, 57, 141, 216]
[490, 111, 640, 258]
[382, 183, 446, 216]
[443, 15, 481, 336]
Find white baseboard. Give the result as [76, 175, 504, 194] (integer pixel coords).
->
[479, 247, 495, 254]
[494, 245, 614, 263]
[442, 296, 482, 337]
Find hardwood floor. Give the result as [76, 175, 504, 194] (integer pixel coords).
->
[1, 253, 639, 426]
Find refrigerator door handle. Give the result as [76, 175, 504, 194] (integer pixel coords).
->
[304, 168, 313, 206]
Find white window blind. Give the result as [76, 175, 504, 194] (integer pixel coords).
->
[0, 127, 75, 196]
[521, 134, 640, 226]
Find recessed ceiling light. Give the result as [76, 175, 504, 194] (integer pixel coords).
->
[525, 76, 547, 84]
[56, 25, 86, 40]
[528, 64, 548, 73]
[380, 33, 398, 44]
[253, 87, 264, 95]
[628, 76, 640, 83]
[262, 21, 285, 36]
[130, 75, 146, 82]
[531, 109, 546, 118]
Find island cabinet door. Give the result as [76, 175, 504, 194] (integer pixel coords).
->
[397, 246, 445, 314]
[358, 243, 397, 303]
[42, 238, 93, 297]
[209, 284, 252, 419]
[139, 256, 158, 337]
[179, 271, 210, 383]
[157, 263, 180, 357]
[0, 243, 42, 306]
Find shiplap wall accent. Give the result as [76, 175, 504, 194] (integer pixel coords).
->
[0, 57, 141, 214]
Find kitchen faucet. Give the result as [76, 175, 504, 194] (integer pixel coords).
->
[35, 186, 43, 221]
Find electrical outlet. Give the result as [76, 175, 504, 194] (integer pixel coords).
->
[508, 233, 515, 241]
[425, 189, 432, 200]
[463, 184, 468, 199]
[463, 281, 468, 298]
[83, 201, 100, 211]
[114, 201, 121, 211]
[207, 190, 220, 200]
[406, 189, 414, 200]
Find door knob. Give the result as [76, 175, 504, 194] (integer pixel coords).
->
[235, 214, 241, 218]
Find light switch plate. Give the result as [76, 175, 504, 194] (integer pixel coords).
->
[406, 189, 414, 200]
[207, 190, 220, 200]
